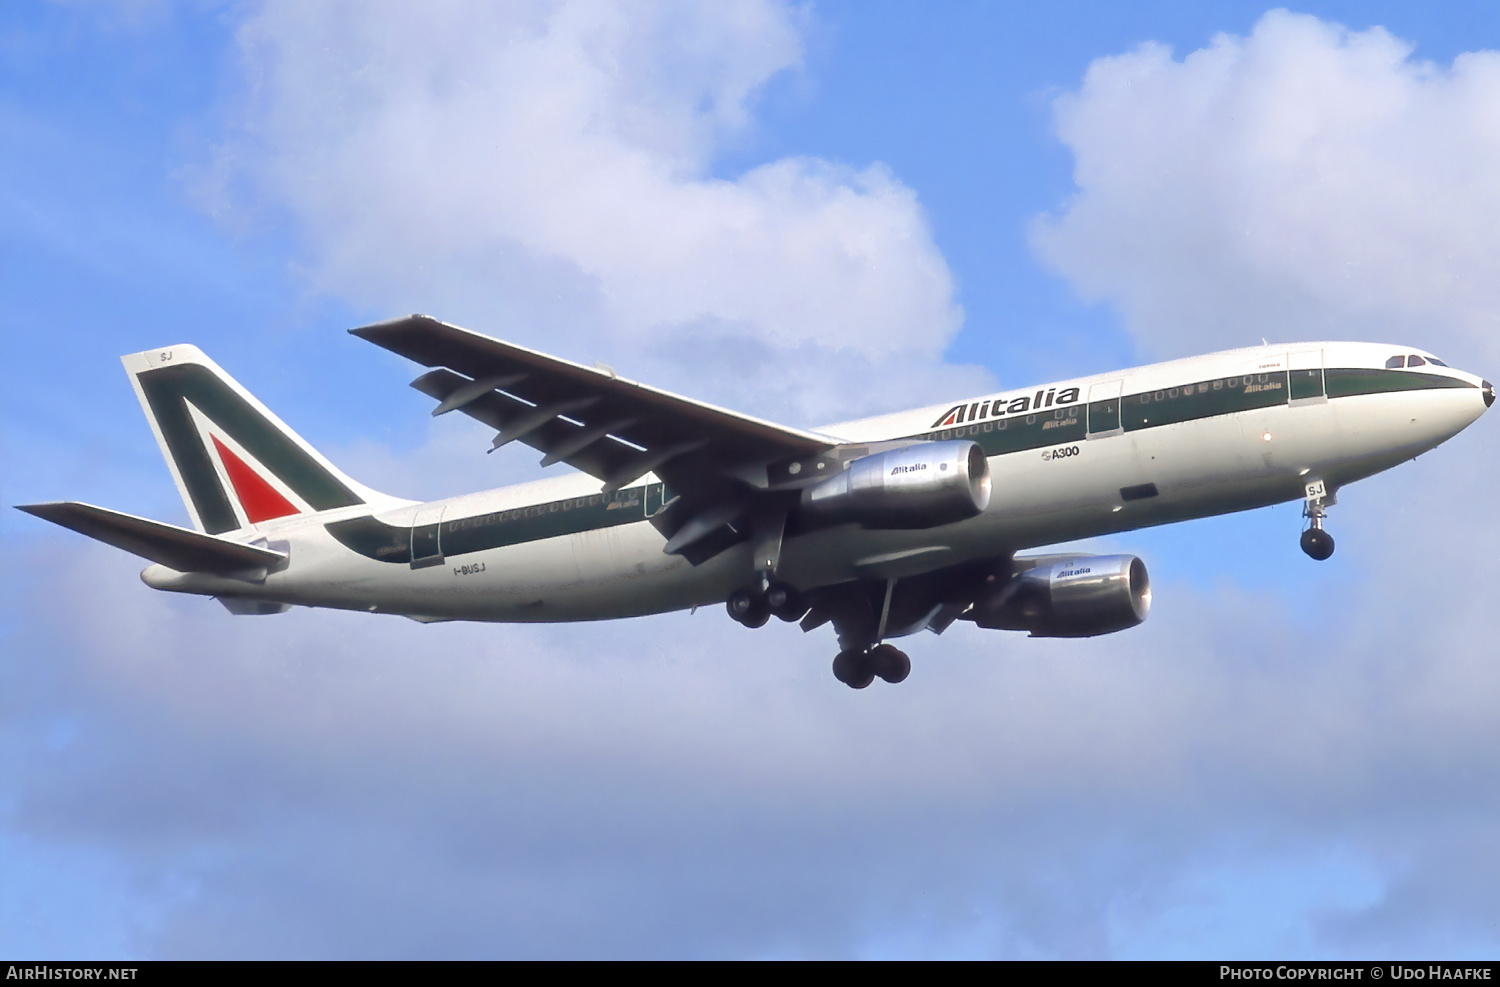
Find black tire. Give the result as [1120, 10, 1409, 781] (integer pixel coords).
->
[832, 649, 875, 689]
[1300, 527, 1335, 561]
[870, 644, 911, 684]
[726, 588, 768, 626]
[766, 582, 808, 622]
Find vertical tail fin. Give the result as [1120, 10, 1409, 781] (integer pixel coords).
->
[123, 345, 386, 534]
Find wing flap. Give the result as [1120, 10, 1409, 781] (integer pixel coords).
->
[17, 502, 287, 576]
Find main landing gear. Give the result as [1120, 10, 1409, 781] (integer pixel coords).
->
[1300, 478, 1336, 561]
[726, 581, 808, 628]
[726, 580, 912, 689]
[831, 643, 910, 689]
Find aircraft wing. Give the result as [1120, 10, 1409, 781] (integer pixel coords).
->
[351, 315, 836, 492]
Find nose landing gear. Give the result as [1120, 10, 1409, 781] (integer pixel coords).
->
[1300, 478, 1336, 561]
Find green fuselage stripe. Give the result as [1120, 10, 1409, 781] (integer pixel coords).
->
[327, 367, 1473, 562]
[327, 484, 667, 564]
[1324, 368, 1470, 398]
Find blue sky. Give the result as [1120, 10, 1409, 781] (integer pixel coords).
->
[4, 1, 1500, 958]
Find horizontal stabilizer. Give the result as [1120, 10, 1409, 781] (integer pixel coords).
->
[17, 502, 287, 575]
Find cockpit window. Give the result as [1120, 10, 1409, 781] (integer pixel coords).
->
[1385, 355, 1406, 369]
[1427, 357, 1448, 367]
[1408, 354, 1426, 367]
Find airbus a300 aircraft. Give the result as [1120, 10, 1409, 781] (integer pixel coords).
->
[20, 316, 1493, 688]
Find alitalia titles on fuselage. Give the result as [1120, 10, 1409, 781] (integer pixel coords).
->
[932, 386, 1084, 429]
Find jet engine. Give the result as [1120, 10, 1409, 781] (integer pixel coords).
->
[800, 440, 992, 529]
[970, 554, 1151, 637]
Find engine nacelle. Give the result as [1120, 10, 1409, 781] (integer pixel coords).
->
[801, 441, 991, 530]
[971, 554, 1151, 637]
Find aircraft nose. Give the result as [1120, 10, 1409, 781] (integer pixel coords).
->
[1485, 380, 1494, 408]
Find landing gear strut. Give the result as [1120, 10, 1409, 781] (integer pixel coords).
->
[1300, 478, 1336, 561]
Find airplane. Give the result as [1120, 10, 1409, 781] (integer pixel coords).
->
[18, 316, 1494, 689]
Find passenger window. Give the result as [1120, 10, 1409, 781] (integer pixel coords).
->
[1385, 355, 1405, 369]
[1408, 355, 1426, 367]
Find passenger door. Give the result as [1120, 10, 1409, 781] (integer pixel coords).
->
[1289, 349, 1326, 403]
[410, 504, 446, 569]
[1087, 380, 1123, 436]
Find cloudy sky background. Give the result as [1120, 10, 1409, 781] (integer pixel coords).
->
[4, 0, 1500, 958]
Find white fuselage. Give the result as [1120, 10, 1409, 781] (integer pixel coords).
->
[144, 341, 1491, 623]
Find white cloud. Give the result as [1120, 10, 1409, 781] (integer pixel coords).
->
[202, 0, 975, 426]
[1032, 10, 1500, 368]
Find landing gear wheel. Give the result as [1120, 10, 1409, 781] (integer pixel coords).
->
[832, 649, 875, 689]
[726, 588, 770, 627]
[1300, 527, 1335, 561]
[869, 644, 911, 684]
[765, 582, 808, 622]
